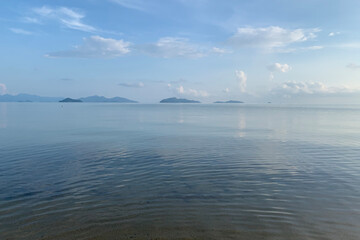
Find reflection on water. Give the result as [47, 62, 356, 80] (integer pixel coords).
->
[0, 103, 360, 240]
[0, 103, 7, 128]
[236, 111, 246, 138]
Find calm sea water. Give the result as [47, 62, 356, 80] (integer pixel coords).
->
[1, 103, 360, 240]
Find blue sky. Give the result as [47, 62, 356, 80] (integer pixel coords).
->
[1, 0, 360, 103]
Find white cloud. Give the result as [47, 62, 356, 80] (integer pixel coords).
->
[172, 85, 209, 97]
[177, 85, 185, 94]
[347, 63, 360, 70]
[267, 63, 292, 82]
[110, 0, 204, 12]
[49, 36, 212, 59]
[0, 83, 7, 95]
[23, 17, 41, 24]
[267, 63, 291, 73]
[303, 45, 323, 50]
[279, 81, 328, 94]
[235, 70, 247, 93]
[118, 82, 144, 88]
[46, 36, 131, 58]
[329, 32, 340, 37]
[228, 26, 320, 49]
[269, 72, 275, 80]
[137, 37, 205, 58]
[110, 0, 147, 11]
[188, 88, 209, 97]
[273, 45, 323, 53]
[223, 88, 230, 93]
[10, 28, 33, 35]
[211, 47, 231, 54]
[32, 6, 96, 32]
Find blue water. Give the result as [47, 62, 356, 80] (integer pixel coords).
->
[0, 103, 360, 239]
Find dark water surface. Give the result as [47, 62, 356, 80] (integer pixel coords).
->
[1, 103, 360, 240]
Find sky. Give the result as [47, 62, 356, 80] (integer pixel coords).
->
[1, 0, 360, 103]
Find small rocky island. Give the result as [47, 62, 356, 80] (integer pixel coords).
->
[214, 100, 244, 104]
[160, 97, 200, 103]
[59, 98, 82, 103]
[80, 95, 137, 103]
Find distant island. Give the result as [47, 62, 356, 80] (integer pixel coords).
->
[214, 100, 244, 104]
[160, 97, 200, 103]
[0, 94, 137, 103]
[80, 95, 137, 103]
[0, 94, 62, 102]
[59, 98, 82, 103]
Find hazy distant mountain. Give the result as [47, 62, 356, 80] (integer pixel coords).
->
[160, 97, 200, 103]
[214, 100, 244, 103]
[59, 98, 82, 103]
[0, 94, 138, 103]
[80, 95, 137, 103]
[0, 94, 62, 102]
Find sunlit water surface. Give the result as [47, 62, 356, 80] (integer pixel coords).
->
[0, 103, 360, 240]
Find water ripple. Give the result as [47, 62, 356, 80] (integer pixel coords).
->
[1, 104, 360, 239]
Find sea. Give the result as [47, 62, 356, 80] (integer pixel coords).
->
[0, 103, 359, 240]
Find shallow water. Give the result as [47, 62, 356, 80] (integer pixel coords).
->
[1, 103, 360, 239]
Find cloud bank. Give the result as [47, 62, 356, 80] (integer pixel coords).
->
[269, 81, 360, 103]
[272, 81, 356, 96]
[47, 35, 227, 59]
[168, 84, 209, 97]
